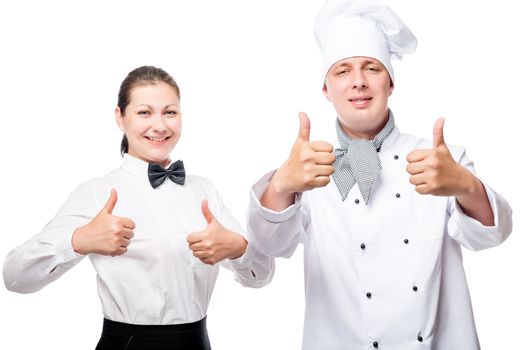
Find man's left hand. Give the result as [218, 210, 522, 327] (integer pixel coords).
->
[406, 118, 476, 197]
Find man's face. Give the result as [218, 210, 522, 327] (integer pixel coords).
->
[323, 56, 393, 139]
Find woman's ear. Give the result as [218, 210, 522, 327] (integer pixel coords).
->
[115, 107, 124, 131]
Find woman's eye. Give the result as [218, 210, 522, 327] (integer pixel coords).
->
[164, 111, 178, 117]
[137, 111, 150, 116]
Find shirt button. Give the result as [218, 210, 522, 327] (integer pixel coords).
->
[418, 335, 424, 342]
[366, 292, 372, 299]
[395, 193, 401, 198]
[360, 243, 366, 250]
[413, 285, 418, 292]
[190, 297, 196, 303]
[373, 341, 379, 348]
[404, 238, 409, 244]
[355, 199, 360, 204]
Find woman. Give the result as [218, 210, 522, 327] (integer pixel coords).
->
[3, 66, 274, 349]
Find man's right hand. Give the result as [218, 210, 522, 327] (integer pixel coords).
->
[261, 112, 336, 211]
[72, 189, 135, 256]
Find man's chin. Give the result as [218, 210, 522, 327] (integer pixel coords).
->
[338, 115, 388, 139]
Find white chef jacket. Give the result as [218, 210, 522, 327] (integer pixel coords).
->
[248, 126, 512, 350]
[3, 153, 274, 325]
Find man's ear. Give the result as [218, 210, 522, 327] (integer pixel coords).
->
[388, 80, 395, 97]
[322, 83, 332, 102]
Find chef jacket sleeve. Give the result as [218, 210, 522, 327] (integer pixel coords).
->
[446, 147, 512, 251]
[246, 170, 310, 258]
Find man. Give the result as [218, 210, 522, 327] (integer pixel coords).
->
[247, 0, 513, 349]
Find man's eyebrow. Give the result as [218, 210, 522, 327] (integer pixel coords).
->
[362, 60, 379, 65]
[335, 62, 351, 68]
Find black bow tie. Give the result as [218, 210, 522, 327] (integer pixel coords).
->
[148, 161, 186, 189]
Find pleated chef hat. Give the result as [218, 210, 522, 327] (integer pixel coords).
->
[314, 0, 417, 85]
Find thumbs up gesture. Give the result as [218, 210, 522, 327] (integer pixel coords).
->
[406, 118, 475, 197]
[72, 189, 136, 256]
[186, 200, 247, 265]
[262, 112, 336, 210]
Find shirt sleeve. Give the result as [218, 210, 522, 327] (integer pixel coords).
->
[246, 170, 309, 259]
[446, 147, 513, 251]
[3, 181, 100, 293]
[209, 183, 276, 288]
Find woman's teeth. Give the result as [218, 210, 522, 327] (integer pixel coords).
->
[146, 136, 169, 142]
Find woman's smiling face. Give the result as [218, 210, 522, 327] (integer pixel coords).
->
[116, 81, 182, 166]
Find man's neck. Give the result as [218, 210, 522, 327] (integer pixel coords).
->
[340, 115, 389, 140]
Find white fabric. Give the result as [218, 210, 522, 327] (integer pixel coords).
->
[248, 126, 512, 350]
[3, 153, 274, 325]
[314, 0, 417, 83]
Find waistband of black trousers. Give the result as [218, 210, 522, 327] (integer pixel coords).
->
[101, 316, 207, 337]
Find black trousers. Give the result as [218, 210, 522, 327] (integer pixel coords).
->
[95, 317, 211, 350]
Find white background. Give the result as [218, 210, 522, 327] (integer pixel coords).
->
[0, 0, 522, 349]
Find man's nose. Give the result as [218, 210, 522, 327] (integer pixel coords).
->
[351, 71, 368, 89]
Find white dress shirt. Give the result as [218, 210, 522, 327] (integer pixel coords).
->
[247, 126, 512, 350]
[3, 154, 274, 325]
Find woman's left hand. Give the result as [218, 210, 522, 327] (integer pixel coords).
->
[186, 200, 247, 265]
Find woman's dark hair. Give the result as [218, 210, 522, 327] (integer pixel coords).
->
[118, 66, 180, 156]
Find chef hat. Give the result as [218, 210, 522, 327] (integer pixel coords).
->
[314, 0, 417, 84]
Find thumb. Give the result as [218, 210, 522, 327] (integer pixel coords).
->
[433, 118, 446, 148]
[297, 112, 311, 142]
[201, 199, 215, 224]
[101, 188, 118, 214]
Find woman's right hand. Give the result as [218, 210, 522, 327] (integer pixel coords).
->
[71, 189, 135, 256]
